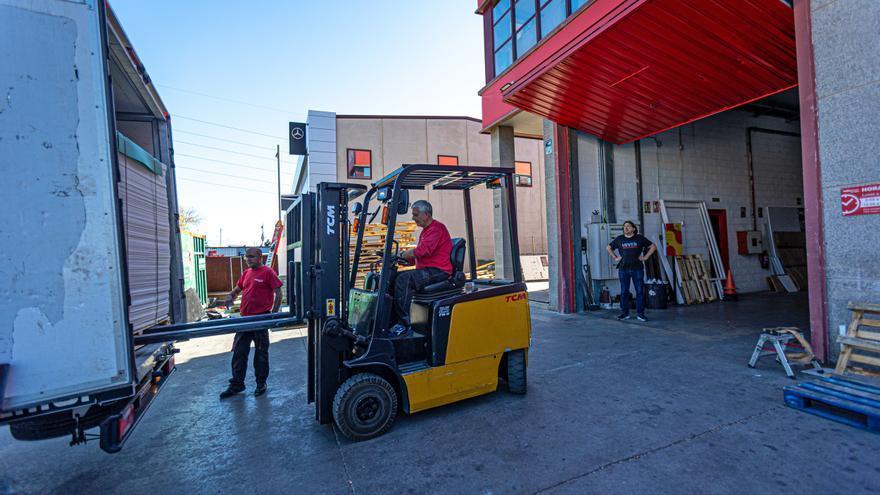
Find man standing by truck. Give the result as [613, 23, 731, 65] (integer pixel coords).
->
[220, 248, 283, 398]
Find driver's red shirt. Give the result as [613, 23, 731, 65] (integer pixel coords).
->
[414, 220, 453, 274]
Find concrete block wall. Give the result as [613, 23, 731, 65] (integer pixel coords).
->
[811, 0, 880, 348]
[578, 110, 803, 293]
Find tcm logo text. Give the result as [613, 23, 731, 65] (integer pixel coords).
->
[505, 292, 527, 303]
[326, 205, 336, 235]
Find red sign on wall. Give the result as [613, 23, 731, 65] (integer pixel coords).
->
[841, 183, 880, 216]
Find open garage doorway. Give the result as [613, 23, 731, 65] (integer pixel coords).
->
[573, 89, 810, 337]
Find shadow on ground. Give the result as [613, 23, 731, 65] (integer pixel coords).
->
[1, 292, 878, 494]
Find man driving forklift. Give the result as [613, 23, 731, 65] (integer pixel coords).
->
[389, 200, 452, 338]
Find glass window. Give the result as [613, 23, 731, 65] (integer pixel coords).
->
[493, 10, 512, 45]
[437, 155, 459, 166]
[347, 149, 371, 179]
[494, 39, 513, 74]
[493, 0, 511, 19]
[540, 0, 566, 38]
[571, 0, 590, 12]
[514, 0, 536, 30]
[515, 17, 537, 57]
[515, 161, 532, 187]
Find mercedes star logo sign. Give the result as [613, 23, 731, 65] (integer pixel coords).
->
[291, 128, 304, 140]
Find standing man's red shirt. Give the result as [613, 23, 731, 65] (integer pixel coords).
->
[414, 220, 453, 274]
[237, 265, 283, 316]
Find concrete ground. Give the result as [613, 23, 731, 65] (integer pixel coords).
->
[2, 293, 879, 494]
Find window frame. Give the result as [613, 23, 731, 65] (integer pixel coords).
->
[514, 160, 533, 187]
[489, 0, 593, 79]
[437, 155, 459, 166]
[346, 148, 372, 180]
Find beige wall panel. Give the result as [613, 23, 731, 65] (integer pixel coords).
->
[333, 116, 548, 270]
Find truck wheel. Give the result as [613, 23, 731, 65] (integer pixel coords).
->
[9, 405, 115, 441]
[332, 373, 398, 441]
[506, 349, 527, 394]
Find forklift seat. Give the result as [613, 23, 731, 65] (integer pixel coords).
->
[417, 237, 466, 296]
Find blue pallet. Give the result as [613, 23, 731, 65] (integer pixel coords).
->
[783, 375, 880, 433]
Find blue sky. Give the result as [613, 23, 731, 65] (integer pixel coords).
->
[110, 0, 485, 245]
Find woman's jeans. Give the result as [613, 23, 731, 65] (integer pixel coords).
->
[618, 268, 645, 317]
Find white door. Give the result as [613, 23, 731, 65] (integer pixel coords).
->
[0, 0, 133, 412]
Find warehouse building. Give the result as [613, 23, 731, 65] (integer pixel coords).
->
[473, 0, 879, 362]
[289, 112, 549, 274]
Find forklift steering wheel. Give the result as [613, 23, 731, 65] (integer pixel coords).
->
[391, 255, 411, 266]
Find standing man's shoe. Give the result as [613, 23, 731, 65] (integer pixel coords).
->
[617, 314, 631, 321]
[254, 383, 268, 397]
[636, 315, 648, 322]
[219, 385, 245, 399]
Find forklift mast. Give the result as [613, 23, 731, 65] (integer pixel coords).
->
[286, 182, 366, 423]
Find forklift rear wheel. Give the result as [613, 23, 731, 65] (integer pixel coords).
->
[506, 349, 527, 394]
[332, 373, 398, 441]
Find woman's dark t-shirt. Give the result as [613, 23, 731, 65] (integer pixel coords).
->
[609, 234, 653, 271]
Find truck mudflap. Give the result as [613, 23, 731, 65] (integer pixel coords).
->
[99, 350, 177, 453]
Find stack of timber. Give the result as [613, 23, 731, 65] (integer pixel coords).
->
[674, 254, 718, 304]
[476, 261, 495, 279]
[351, 222, 418, 288]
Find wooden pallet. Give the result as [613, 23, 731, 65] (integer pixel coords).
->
[674, 254, 717, 304]
[835, 302, 880, 377]
[350, 221, 418, 288]
[784, 374, 880, 433]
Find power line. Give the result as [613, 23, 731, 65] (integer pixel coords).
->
[157, 84, 307, 117]
[174, 129, 276, 150]
[176, 166, 292, 185]
[175, 152, 296, 174]
[176, 140, 278, 161]
[176, 176, 274, 194]
[171, 114, 287, 139]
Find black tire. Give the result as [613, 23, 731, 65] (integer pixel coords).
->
[9, 405, 116, 441]
[506, 349, 527, 394]
[332, 373, 398, 441]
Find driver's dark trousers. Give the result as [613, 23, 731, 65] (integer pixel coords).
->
[393, 267, 448, 326]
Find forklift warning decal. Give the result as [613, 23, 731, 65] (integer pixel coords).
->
[326, 298, 336, 316]
[505, 292, 527, 303]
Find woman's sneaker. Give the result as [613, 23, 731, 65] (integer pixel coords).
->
[636, 315, 648, 322]
[617, 314, 631, 320]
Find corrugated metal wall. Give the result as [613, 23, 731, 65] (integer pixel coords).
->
[117, 134, 171, 334]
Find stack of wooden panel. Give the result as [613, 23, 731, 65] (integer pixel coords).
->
[774, 231, 808, 290]
[674, 254, 718, 304]
[351, 222, 418, 288]
[116, 134, 171, 334]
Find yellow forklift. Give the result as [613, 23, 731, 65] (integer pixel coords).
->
[290, 164, 532, 440]
[130, 164, 531, 446]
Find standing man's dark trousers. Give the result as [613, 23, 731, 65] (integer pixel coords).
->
[393, 267, 448, 325]
[229, 329, 270, 389]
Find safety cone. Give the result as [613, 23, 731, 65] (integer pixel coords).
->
[723, 269, 738, 302]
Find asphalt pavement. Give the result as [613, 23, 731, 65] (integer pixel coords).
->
[1, 293, 879, 494]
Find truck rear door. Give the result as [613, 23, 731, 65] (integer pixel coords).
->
[0, 0, 135, 415]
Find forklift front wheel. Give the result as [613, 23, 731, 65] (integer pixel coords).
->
[332, 373, 398, 441]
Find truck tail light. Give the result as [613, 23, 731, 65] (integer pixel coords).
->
[118, 404, 135, 439]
